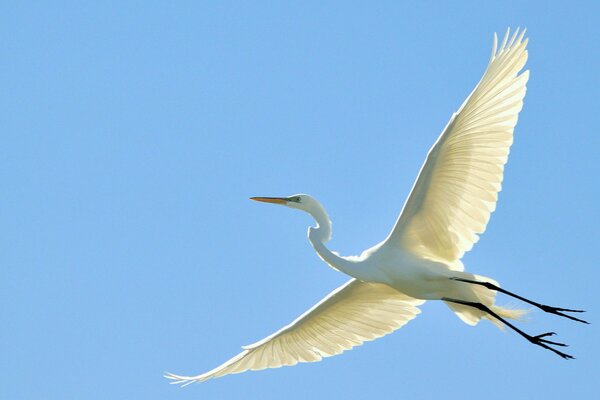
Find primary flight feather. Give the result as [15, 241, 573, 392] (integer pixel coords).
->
[166, 28, 587, 386]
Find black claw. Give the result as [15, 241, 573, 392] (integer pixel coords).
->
[554, 308, 585, 313]
[540, 340, 568, 347]
[539, 305, 590, 324]
[544, 345, 573, 359]
[534, 332, 556, 339]
[557, 352, 575, 360]
[529, 332, 573, 358]
[557, 312, 589, 324]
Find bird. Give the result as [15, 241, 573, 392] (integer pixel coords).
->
[165, 28, 587, 386]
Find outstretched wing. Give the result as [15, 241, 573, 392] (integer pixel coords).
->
[386, 28, 529, 269]
[165, 279, 423, 385]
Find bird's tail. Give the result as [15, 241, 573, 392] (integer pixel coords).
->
[444, 273, 529, 329]
[485, 304, 530, 329]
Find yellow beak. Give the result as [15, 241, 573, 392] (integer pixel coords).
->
[250, 197, 288, 205]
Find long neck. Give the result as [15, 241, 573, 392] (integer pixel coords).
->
[305, 201, 365, 279]
[306, 201, 332, 244]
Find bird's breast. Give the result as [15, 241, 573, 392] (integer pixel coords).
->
[367, 248, 454, 300]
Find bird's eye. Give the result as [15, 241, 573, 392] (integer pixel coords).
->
[294, 197, 301, 202]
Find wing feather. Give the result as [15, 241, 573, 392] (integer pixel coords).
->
[386, 28, 529, 269]
[165, 279, 423, 384]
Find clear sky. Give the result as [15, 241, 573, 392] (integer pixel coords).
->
[2, 1, 599, 399]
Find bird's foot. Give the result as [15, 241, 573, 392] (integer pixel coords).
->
[528, 332, 574, 359]
[539, 305, 589, 324]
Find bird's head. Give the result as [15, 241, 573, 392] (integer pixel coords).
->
[250, 194, 314, 211]
[250, 194, 331, 242]
[250, 194, 331, 243]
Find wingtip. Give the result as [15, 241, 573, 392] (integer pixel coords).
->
[490, 32, 498, 63]
[519, 28, 528, 43]
[164, 372, 199, 387]
[500, 27, 510, 52]
[490, 27, 529, 63]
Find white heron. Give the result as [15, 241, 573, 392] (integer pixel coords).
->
[166, 28, 587, 386]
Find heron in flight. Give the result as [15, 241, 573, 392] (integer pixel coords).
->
[166, 28, 587, 386]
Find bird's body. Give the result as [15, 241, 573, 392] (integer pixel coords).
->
[304, 195, 513, 326]
[309, 205, 463, 300]
[166, 28, 587, 386]
[361, 248, 467, 300]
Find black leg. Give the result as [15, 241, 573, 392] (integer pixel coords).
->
[443, 297, 575, 359]
[450, 277, 589, 324]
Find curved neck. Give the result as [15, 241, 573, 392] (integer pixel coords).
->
[304, 201, 364, 279]
[304, 201, 341, 269]
[306, 202, 332, 244]
[295, 198, 372, 281]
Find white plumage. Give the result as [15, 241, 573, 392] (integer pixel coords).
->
[389, 28, 529, 269]
[168, 280, 422, 385]
[166, 28, 586, 386]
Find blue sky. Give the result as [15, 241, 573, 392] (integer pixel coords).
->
[2, 1, 599, 399]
